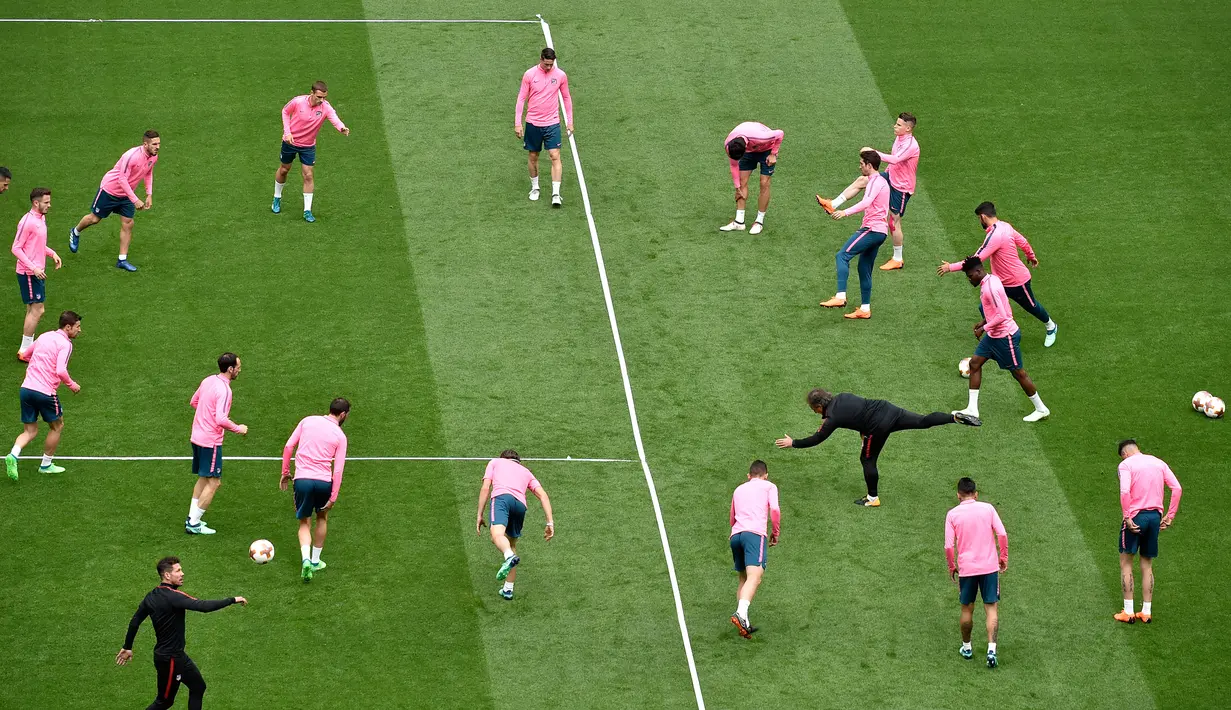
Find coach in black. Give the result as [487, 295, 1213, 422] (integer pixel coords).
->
[116, 556, 247, 710]
[775, 388, 981, 507]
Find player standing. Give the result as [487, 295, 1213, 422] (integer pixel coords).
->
[68, 130, 159, 272]
[4, 310, 81, 481]
[775, 388, 980, 506]
[280, 398, 350, 583]
[719, 122, 785, 235]
[185, 354, 248, 535]
[515, 48, 574, 207]
[729, 460, 780, 638]
[944, 477, 1008, 669]
[116, 556, 247, 710]
[0, 166, 11, 193]
[952, 257, 1051, 422]
[940, 203, 1058, 346]
[475, 450, 555, 600]
[12, 188, 61, 361]
[1114, 439, 1182, 624]
[273, 81, 349, 223]
[818, 150, 889, 319]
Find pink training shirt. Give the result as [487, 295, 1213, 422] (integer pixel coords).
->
[724, 122, 784, 188]
[483, 457, 541, 506]
[21, 329, 77, 396]
[1118, 452, 1182, 520]
[979, 273, 1020, 339]
[515, 65, 572, 128]
[99, 146, 157, 203]
[947, 221, 1037, 288]
[189, 374, 241, 448]
[282, 96, 347, 148]
[730, 477, 781, 538]
[13, 209, 57, 275]
[876, 134, 919, 194]
[944, 499, 1008, 577]
[283, 415, 348, 502]
[844, 172, 891, 233]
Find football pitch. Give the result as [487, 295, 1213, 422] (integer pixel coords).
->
[0, 0, 1228, 707]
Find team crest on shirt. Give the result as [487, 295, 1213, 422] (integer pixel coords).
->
[315, 111, 322, 116]
[550, 78, 557, 85]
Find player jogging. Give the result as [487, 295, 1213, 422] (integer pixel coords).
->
[939, 202, 1058, 346]
[1114, 439, 1182, 624]
[280, 398, 350, 583]
[0, 166, 11, 193]
[4, 310, 81, 481]
[945, 477, 1008, 669]
[12, 188, 61, 361]
[952, 257, 1051, 422]
[185, 353, 248, 535]
[273, 81, 349, 223]
[720, 122, 784, 235]
[515, 48, 574, 207]
[116, 556, 247, 710]
[775, 388, 980, 506]
[69, 130, 160, 272]
[729, 460, 780, 638]
[475, 450, 555, 600]
[819, 150, 890, 319]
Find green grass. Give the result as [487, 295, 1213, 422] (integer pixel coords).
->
[0, 0, 1227, 707]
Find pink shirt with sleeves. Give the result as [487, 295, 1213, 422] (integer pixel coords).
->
[729, 477, 781, 538]
[979, 273, 1020, 338]
[99, 146, 158, 203]
[515, 65, 572, 128]
[282, 96, 347, 148]
[483, 457, 541, 506]
[946, 221, 1036, 288]
[876, 134, 919, 194]
[844, 172, 890, 233]
[189, 374, 241, 447]
[20, 330, 77, 396]
[283, 415, 348, 502]
[724, 122, 784, 188]
[944, 499, 1008, 577]
[12, 209, 57, 275]
[1118, 453, 1182, 520]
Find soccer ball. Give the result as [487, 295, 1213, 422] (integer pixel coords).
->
[1204, 397, 1225, 419]
[1193, 391, 1213, 411]
[958, 358, 972, 379]
[249, 539, 275, 564]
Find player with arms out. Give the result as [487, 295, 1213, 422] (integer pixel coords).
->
[515, 48, 574, 207]
[1114, 439, 1182, 624]
[819, 150, 890, 319]
[280, 398, 350, 583]
[5, 310, 82, 481]
[728, 460, 780, 638]
[185, 353, 248, 535]
[720, 122, 784, 235]
[476, 450, 555, 600]
[69, 130, 160, 272]
[273, 81, 349, 223]
[12, 188, 61, 361]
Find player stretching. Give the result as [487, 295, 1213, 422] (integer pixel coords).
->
[945, 477, 1008, 669]
[280, 398, 350, 583]
[5, 310, 81, 481]
[12, 188, 61, 361]
[720, 122, 784, 235]
[953, 257, 1050, 422]
[116, 556, 247, 710]
[775, 388, 980, 506]
[69, 130, 159, 272]
[729, 460, 780, 638]
[818, 150, 889, 319]
[0, 166, 11, 193]
[185, 354, 248, 535]
[1114, 439, 1182, 624]
[515, 48, 574, 207]
[273, 81, 350, 223]
[940, 202, 1058, 346]
[475, 450, 555, 600]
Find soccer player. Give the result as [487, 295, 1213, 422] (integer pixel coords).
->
[775, 388, 980, 506]
[12, 188, 61, 361]
[944, 477, 1008, 669]
[729, 460, 780, 638]
[185, 353, 248, 535]
[818, 150, 889, 319]
[720, 122, 784, 235]
[116, 556, 247, 710]
[280, 398, 350, 583]
[952, 256, 1051, 422]
[1114, 439, 1182, 624]
[939, 202, 1058, 346]
[515, 48, 574, 207]
[475, 450, 555, 600]
[0, 166, 11, 193]
[273, 81, 350, 223]
[4, 310, 81, 481]
[69, 130, 160, 272]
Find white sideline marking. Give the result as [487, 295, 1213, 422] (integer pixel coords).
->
[0, 18, 540, 24]
[538, 15, 706, 710]
[19, 455, 633, 463]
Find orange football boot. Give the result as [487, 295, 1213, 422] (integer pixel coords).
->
[844, 308, 871, 319]
[815, 195, 835, 215]
[1113, 611, 1135, 624]
[819, 296, 847, 308]
[879, 259, 903, 271]
[1134, 612, 1152, 624]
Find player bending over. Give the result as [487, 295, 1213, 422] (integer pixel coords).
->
[945, 477, 1008, 669]
[720, 122, 784, 235]
[273, 81, 349, 223]
[515, 48, 574, 207]
[729, 460, 780, 638]
[1114, 439, 1182, 624]
[12, 188, 61, 361]
[476, 450, 554, 600]
[281, 398, 350, 583]
[819, 151, 889, 319]
[69, 130, 160, 272]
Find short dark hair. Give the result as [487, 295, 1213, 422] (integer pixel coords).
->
[143, 130, 159, 141]
[749, 460, 768, 477]
[806, 388, 834, 412]
[217, 352, 238, 373]
[898, 112, 917, 127]
[156, 556, 180, 577]
[961, 256, 984, 274]
[330, 397, 351, 416]
[500, 449, 521, 462]
[0, 166, 11, 179]
[1118, 439, 1138, 456]
[957, 477, 977, 495]
[726, 137, 747, 161]
[974, 201, 997, 218]
[540, 47, 556, 60]
[30, 187, 51, 202]
[860, 149, 881, 170]
[311, 80, 328, 93]
[58, 311, 81, 328]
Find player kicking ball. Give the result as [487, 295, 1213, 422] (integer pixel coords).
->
[273, 81, 349, 223]
[280, 398, 350, 583]
[476, 450, 554, 600]
[720, 122, 784, 235]
[729, 460, 780, 638]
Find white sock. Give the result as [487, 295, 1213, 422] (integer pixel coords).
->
[893, 245, 903, 261]
[1123, 599, 1134, 615]
[118, 253, 127, 261]
[832, 195, 847, 208]
[1029, 393, 1046, 411]
[70, 227, 79, 237]
[755, 211, 766, 224]
[41, 454, 53, 467]
[304, 193, 313, 211]
[961, 641, 972, 651]
[189, 498, 199, 519]
[503, 581, 514, 592]
[1142, 601, 1151, 615]
[311, 546, 323, 563]
[189, 505, 203, 526]
[968, 389, 980, 412]
[1046, 319, 1056, 330]
[735, 209, 745, 223]
[531, 176, 540, 189]
[737, 599, 750, 619]
[20, 335, 33, 351]
[301, 544, 311, 562]
[274, 181, 284, 198]
[9, 445, 21, 458]
[860, 304, 870, 312]
[836, 291, 847, 300]
[866, 494, 878, 502]
[552, 181, 561, 196]
[988, 642, 997, 653]
[503, 549, 515, 560]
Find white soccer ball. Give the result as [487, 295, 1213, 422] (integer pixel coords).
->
[249, 539, 275, 564]
[1193, 391, 1213, 411]
[958, 358, 971, 379]
[1204, 397, 1225, 419]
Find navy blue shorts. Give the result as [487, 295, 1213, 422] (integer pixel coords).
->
[90, 189, 135, 220]
[1120, 509, 1162, 558]
[523, 122, 562, 152]
[489, 493, 527, 538]
[730, 531, 767, 571]
[737, 150, 776, 177]
[975, 330, 1023, 371]
[879, 170, 911, 216]
[959, 572, 1000, 605]
[280, 141, 317, 166]
[190, 444, 223, 478]
[17, 273, 45, 305]
[293, 478, 332, 519]
[19, 387, 61, 424]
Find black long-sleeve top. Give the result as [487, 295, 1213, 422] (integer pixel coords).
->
[123, 583, 236, 658]
[791, 393, 890, 446]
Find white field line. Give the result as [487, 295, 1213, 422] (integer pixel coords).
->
[20, 455, 633, 463]
[538, 15, 706, 710]
[0, 18, 540, 24]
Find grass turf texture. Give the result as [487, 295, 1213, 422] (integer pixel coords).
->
[0, 0, 1227, 708]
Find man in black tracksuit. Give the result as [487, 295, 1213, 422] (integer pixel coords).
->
[116, 556, 246, 709]
[776, 388, 981, 507]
